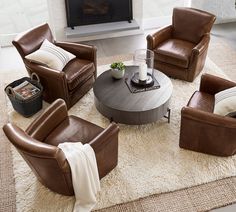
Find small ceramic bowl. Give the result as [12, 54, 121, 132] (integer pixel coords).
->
[111, 68, 125, 79]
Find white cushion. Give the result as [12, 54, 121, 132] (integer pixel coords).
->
[214, 86, 236, 117]
[25, 39, 76, 71]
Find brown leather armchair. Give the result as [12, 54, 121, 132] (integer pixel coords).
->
[12, 23, 97, 109]
[3, 99, 119, 196]
[179, 74, 236, 156]
[147, 7, 216, 82]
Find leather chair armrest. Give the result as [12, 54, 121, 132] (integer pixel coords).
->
[181, 106, 236, 128]
[180, 106, 236, 156]
[89, 122, 119, 178]
[3, 123, 57, 157]
[89, 122, 119, 152]
[188, 34, 211, 82]
[200, 74, 236, 95]
[26, 99, 68, 141]
[146, 25, 173, 50]
[192, 34, 210, 57]
[55, 41, 97, 62]
[25, 61, 70, 103]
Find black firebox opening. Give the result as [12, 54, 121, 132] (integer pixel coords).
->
[65, 0, 133, 29]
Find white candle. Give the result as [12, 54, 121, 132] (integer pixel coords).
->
[139, 63, 147, 81]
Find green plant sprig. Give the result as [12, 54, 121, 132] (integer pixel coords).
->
[110, 62, 125, 71]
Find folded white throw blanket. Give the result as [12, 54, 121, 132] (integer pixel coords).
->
[58, 142, 101, 212]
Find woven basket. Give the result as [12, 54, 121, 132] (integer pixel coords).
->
[5, 73, 43, 117]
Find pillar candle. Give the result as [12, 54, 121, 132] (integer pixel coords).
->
[139, 63, 147, 81]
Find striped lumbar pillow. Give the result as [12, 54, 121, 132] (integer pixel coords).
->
[214, 86, 236, 117]
[25, 39, 76, 71]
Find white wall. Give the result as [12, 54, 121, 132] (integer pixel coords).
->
[47, 0, 67, 41]
[0, 0, 49, 46]
[132, 0, 143, 25]
[142, 0, 188, 29]
[143, 0, 186, 19]
[190, 0, 236, 23]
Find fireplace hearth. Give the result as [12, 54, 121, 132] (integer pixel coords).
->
[65, 0, 133, 29]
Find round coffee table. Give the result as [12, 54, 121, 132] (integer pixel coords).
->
[93, 66, 173, 125]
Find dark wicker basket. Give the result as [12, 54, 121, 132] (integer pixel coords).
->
[5, 73, 43, 117]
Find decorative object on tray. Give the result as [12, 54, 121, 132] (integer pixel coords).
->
[110, 62, 125, 79]
[5, 73, 43, 117]
[133, 49, 154, 87]
[131, 72, 154, 88]
[125, 69, 160, 93]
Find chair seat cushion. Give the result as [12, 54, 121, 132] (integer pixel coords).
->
[44, 115, 104, 146]
[63, 58, 95, 91]
[187, 91, 214, 112]
[154, 39, 195, 68]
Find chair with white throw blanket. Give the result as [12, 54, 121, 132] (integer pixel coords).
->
[3, 99, 119, 200]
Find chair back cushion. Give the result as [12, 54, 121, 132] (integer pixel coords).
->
[26, 99, 68, 141]
[3, 123, 74, 195]
[12, 23, 54, 59]
[172, 7, 216, 43]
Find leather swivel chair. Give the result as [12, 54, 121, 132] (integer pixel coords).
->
[12, 23, 97, 109]
[3, 99, 119, 196]
[179, 74, 236, 156]
[147, 7, 216, 82]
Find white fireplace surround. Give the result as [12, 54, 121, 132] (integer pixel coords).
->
[47, 0, 144, 42]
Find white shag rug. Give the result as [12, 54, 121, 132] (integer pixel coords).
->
[7, 58, 236, 212]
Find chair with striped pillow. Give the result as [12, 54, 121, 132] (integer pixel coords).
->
[179, 74, 236, 156]
[12, 23, 97, 109]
